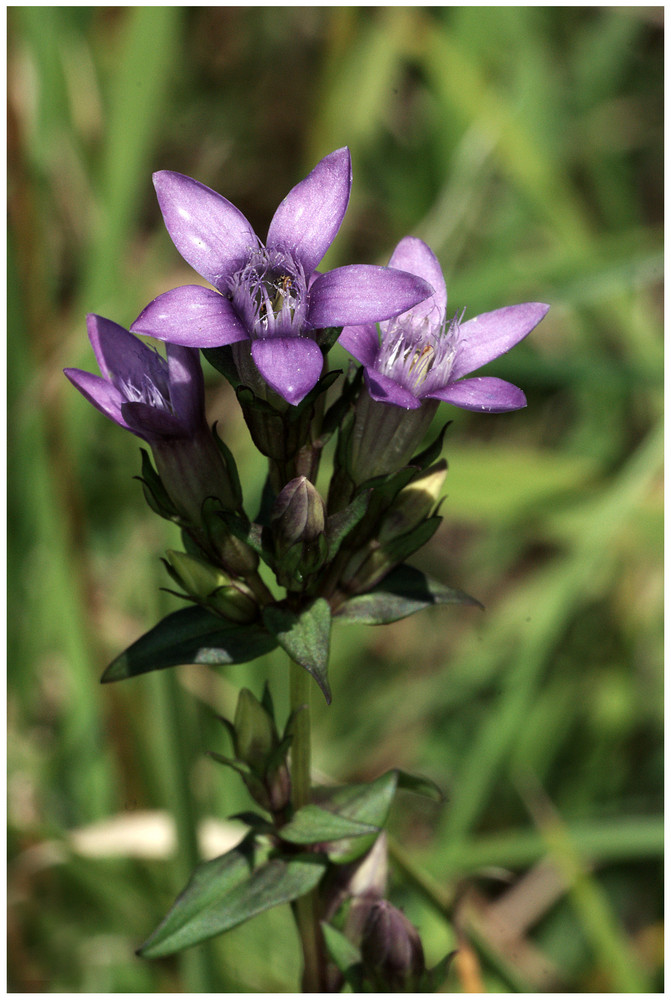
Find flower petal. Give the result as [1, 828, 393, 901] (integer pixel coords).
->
[387, 236, 447, 323]
[308, 265, 434, 328]
[153, 171, 258, 291]
[87, 314, 165, 395]
[428, 376, 527, 412]
[364, 368, 422, 410]
[338, 323, 380, 367]
[121, 401, 185, 438]
[166, 345, 204, 432]
[131, 286, 249, 348]
[251, 337, 324, 406]
[63, 367, 130, 431]
[451, 303, 549, 380]
[267, 148, 352, 274]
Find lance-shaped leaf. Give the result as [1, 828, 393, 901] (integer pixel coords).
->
[101, 605, 277, 682]
[325, 489, 372, 561]
[262, 598, 332, 703]
[335, 564, 482, 626]
[321, 922, 364, 991]
[314, 771, 399, 864]
[138, 841, 326, 958]
[279, 804, 381, 846]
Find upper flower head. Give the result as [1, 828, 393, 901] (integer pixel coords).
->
[339, 236, 550, 412]
[130, 149, 434, 405]
[64, 314, 205, 441]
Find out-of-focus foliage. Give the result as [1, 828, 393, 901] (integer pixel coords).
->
[8, 7, 662, 992]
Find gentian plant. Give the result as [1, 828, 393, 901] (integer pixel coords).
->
[66, 148, 549, 992]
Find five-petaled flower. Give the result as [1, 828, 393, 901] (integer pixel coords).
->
[130, 148, 434, 405]
[339, 235, 550, 413]
[64, 314, 241, 521]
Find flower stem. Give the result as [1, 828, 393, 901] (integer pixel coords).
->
[288, 657, 325, 991]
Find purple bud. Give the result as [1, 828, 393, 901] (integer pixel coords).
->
[361, 900, 425, 990]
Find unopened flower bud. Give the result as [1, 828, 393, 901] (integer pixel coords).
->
[230, 688, 291, 814]
[378, 461, 447, 543]
[272, 477, 325, 550]
[166, 550, 258, 623]
[271, 477, 328, 582]
[234, 688, 278, 774]
[361, 900, 425, 991]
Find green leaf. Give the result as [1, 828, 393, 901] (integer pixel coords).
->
[101, 606, 278, 682]
[396, 769, 445, 802]
[280, 804, 381, 845]
[136, 448, 180, 521]
[262, 599, 332, 703]
[409, 420, 452, 472]
[138, 842, 326, 958]
[321, 921, 363, 987]
[335, 564, 482, 625]
[315, 771, 399, 864]
[325, 490, 372, 560]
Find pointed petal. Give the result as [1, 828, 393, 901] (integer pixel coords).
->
[388, 236, 447, 322]
[121, 401, 185, 438]
[308, 266, 434, 328]
[251, 337, 324, 405]
[153, 171, 258, 290]
[165, 345, 204, 431]
[451, 303, 549, 380]
[428, 376, 527, 412]
[267, 148, 352, 274]
[87, 314, 165, 395]
[131, 286, 249, 348]
[64, 367, 131, 432]
[364, 368, 422, 410]
[338, 323, 380, 367]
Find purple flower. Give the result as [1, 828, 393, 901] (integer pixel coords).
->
[130, 148, 433, 405]
[64, 314, 205, 442]
[339, 236, 549, 412]
[64, 314, 241, 521]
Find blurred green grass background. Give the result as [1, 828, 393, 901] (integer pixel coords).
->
[7, 7, 663, 993]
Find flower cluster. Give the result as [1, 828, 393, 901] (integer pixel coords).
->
[65, 146, 549, 989]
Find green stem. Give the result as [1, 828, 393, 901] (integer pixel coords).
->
[288, 657, 325, 991]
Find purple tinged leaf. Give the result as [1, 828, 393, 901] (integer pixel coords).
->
[308, 265, 434, 328]
[152, 171, 258, 291]
[131, 285, 249, 348]
[251, 337, 325, 405]
[267, 147, 352, 275]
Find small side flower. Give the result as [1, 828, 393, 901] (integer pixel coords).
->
[339, 236, 549, 481]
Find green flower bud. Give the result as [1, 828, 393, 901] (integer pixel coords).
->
[229, 688, 291, 814]
[166, 550, 258, 623]
[378, 461, 447, 543]
[233, 688, 278, 774]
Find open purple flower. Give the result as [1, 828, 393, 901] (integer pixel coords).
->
[130, 148, 433, 405]
[339, 236, 549, 413]
[65, 314, 205, 442]
[64, 314, 240, 520]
